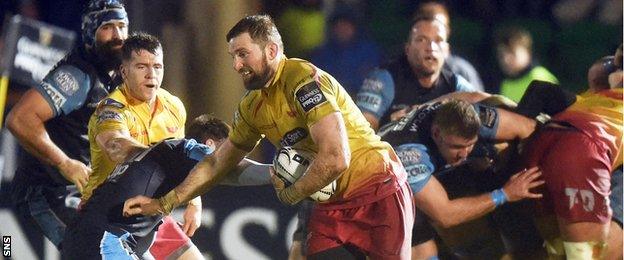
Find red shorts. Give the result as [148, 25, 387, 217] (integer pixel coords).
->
[306, 177, 414, 259]
[149, 216, 192, 260]
[524, 128, 612, 223]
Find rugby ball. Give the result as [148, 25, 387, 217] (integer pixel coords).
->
[273, 147, 336, 202]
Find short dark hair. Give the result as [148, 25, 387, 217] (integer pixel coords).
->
[407, 14, 447, 42]
[495, 26, 532, 52]
[414, 1, 450, 33]
[433, 100, 480, 139]
[225, 14, 283, 50]
[186, 114, 230, 144]
[121, 32, 161, 61]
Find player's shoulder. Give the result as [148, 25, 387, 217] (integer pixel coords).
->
[95, 88, 127, 111]
[42, 64, 90, 92]
[395, 143, 435, 175]
[396, 143, 430, 155]
[281, 58, 316, 90]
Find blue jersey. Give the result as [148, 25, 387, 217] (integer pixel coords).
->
[13, 46, 121, 190]
[355, 55, 475, 126]
[378, 102, 500, 193]
[62, 139, 211, 259]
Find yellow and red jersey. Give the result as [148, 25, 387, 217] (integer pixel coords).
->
[555, 88, 623, 168]
[230, 58, 401, 201]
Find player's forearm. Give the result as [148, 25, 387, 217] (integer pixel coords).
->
[7, 113, 69, 166]
[281, 150, 348, 205]
[102, 137, 148, 163]
[220, 158, 271, 186]
[173, 156, 231, 205]
[430, 193, 496, 228]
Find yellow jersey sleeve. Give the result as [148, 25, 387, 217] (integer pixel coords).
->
[92, 98, 131, 137]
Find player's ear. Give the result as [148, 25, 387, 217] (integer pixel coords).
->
[266, 42, 278, 60]
[204, 138, 215, 150]
[120, 64, 127, 79]
[431, 124, 441, 140]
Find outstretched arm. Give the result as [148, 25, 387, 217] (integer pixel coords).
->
[6, 89, 90, 191]
[415, 167, 543, 228]
[123, 138, 247, 216]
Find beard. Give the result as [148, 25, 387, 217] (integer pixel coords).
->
[242, 54, 273, 90]
[94, 38, 124, 71]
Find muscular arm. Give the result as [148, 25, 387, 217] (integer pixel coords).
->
[7, 89, 69, 166]
[174, 139, 248, 204]
[415, 177, 496, 228]
[6, 89, 90, 190]
[493, 107, 537, 141]
[95, 129, 148, 163]
[278, 112, 350, 205]
[219, 158, 271, 186]
[415, 167, 543, 228]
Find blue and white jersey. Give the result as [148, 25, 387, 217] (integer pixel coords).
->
[37, 65, 93, 116]
[14, 46, 121, 187]
[379, 101, 502, 194]
[395, 143, 435, 193]
[355, 55, 475, 126]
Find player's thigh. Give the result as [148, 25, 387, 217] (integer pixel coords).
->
[539, 131, 611, 225]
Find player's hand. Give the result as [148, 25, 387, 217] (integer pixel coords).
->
[57, 158, 91, 193]
[502, 167, 544, 202]
[269, 166, 286, 195]
[182, 204, 201, 237]
[390, 107, 410, 122]
[123, 195, 162, 217]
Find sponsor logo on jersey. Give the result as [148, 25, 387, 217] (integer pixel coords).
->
[295, 82, 327, 112]
[361, 78, 383, 92]
[356, 93, 382, 111]
[54, 70, 79, 95]
[167, 126, 179, 133]
[101, 98, 125, 109]
[130, 130, 149, 139]
[41, 82, 67, 111]
[478, 105, 497, 128]
[97, 110, 122, 124]
[408, 103, 440, 133]
[396, 144, 432, 184]
[280, 127, 308, 147]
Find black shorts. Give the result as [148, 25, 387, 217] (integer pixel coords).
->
[412, 207, 436, 245]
